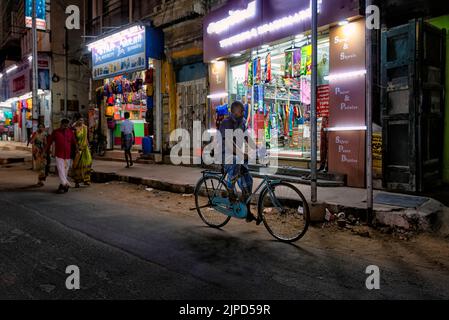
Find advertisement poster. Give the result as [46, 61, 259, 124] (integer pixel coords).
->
[25, 0, 46, 30]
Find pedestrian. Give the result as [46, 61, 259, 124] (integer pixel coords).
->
[121, 112, 135, 168]
[29, 123, 48, 186]
[46, 119, 78, 193]
[71, 113, 92, 188]
[26, 118, 33, 146]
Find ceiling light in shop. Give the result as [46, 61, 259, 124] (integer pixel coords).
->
[338, 20, 349, 26]
[295, 34, 305, 40]
[232, 53, 242, 57]
[0, 73, 3, 79]
[284, 46, 301, 53]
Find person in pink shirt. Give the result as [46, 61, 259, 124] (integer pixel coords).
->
[46, 119, 78, 193]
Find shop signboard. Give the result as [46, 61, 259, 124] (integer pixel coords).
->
[327, 19, 366, 187]
[89, 25, 164, 80]
[9, 64, 31, 98]
[329, 19, 366, 128]
[328, 131, 365, 187]
[203, 0, 360, 62]
[25, 0, 46, 31]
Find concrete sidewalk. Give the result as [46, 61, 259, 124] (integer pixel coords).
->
[0, 141, 32, 164]
[92, 160, 448, 234]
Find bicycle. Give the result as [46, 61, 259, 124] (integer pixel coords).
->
[194, 167, 310, 243]
[90, 130, 107, 157]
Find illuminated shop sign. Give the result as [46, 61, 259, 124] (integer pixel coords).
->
[88, 25, 164, 80]
[207, 1, 257, 35]
[203, 0, 360, 62]
[218, 1, 322, 48]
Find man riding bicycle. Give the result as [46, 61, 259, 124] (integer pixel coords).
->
[219, 101, 258, 223]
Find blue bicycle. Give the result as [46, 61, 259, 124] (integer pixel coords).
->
[194, 169, 310, 242]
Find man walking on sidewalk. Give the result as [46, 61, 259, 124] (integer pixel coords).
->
[46, 119, 78, 193]
[121, 112, 135, 168]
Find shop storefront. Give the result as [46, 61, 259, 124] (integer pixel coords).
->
[88, 25, 164, 150]
[0, 105, 14, 141]
[203, 0, 367, 187]
[0, 54, 52, 142]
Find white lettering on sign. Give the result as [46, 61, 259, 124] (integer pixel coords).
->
[218, 0, 323, 48]
[207, 1, 257, 35]
[336, 136, 358, 164]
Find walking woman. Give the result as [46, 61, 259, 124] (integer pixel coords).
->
[72, 114, 92, 187]
[29, 123, 48, 186]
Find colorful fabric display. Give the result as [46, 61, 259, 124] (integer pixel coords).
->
[265, 53, 272, 83]
[293, 49, 301, 78]
[285, 52, 293, 78]
[301, 45, 312, 76]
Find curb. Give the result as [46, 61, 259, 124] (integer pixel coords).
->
[91, 169, 448, 234]
[91, 171, 195, 194]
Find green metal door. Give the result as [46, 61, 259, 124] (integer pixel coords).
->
[381, 19, 445, 192]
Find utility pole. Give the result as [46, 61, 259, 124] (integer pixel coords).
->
[366, 0, 374, 224]
[310, 0, 318, 203]
[31, 0, 39, 132]
[64, 27, 68, 117]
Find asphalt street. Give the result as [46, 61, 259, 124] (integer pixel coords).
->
[1, 163, 449, 299]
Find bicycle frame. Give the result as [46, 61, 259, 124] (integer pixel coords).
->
[201, 169, 283, 216]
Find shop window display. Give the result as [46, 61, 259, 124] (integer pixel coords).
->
[226, 36, 330, 160]
[95, 67, 155, 147]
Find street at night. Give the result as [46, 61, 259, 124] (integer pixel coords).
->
[1, 162, 449, 300]
[1, 0, 449, 310]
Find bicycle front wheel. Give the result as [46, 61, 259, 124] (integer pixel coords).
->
[195, 176, 231, 228]
[258, 182, 310, 242]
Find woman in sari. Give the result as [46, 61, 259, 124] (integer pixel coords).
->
[72, 115, 92, 187]
[29, 123, 48, 186]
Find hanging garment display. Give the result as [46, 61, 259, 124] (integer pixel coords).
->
[293, 49, 301, 78]
[246, 60, 253, 86]
[301, 45, 312, 76]
[256, 58, 262, 84]
[284, 51, 293, 78]
[300, 77, 311, 105]
[265, 53, 272, 83]
[252, 58, 259, 84]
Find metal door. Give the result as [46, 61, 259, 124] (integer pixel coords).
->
[381, 19, 445, 192]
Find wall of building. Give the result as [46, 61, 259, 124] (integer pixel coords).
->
[50, 0, 91, 127]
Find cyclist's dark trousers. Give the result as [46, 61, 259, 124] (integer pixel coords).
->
[224, 163, 253, 200]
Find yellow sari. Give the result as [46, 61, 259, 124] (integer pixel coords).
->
[72, 124, 92, 184]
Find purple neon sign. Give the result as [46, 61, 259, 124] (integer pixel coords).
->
[203, 0, 361, 62]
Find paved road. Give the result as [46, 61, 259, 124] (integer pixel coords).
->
[1, 164, 449, 299]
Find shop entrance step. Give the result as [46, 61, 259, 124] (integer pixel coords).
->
[248, 164, 346, 185]
[250, 171, 345, 187]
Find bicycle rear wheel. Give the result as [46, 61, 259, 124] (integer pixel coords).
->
[258, 182, 310, 242]
[98, 141, 107, 157]
[195, 176, 231, 228]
